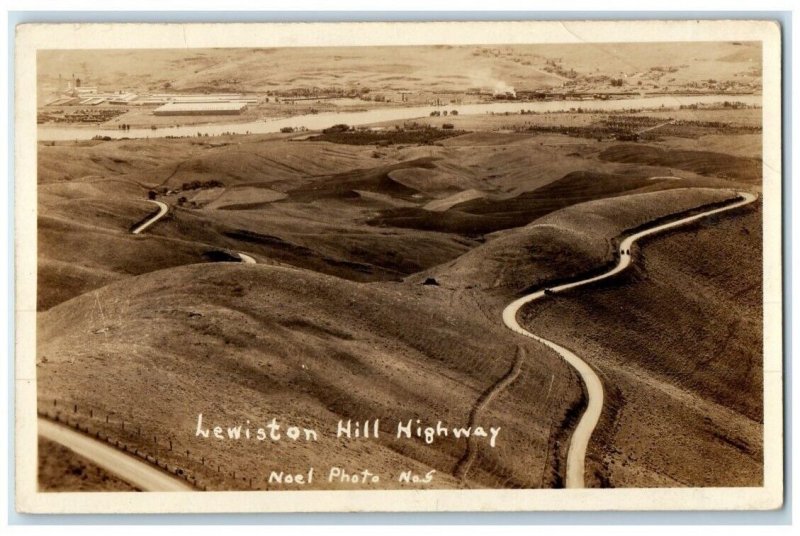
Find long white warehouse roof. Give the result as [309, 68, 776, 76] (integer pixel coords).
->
[154, 102, 248, 113]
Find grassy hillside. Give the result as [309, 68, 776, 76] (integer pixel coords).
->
[369, 170, 694, 235]
[283, 157, 435, 202]
[38, 136, 387, 187]
[417, 188, 740, 295]
[36, 123, 763, 489]
[38, 263, 581, 490]
[599, 144, 762, 182]
[372, 172, 653, 235]
[41, 131, 726, 310]
[37, 185, 761, 489]
[37, 139, 484, 309]
[519, 202, 763, 487]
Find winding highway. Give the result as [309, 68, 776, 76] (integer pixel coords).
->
[502, 191, 757, 488]
[38, 418, 193, 491]
[119, 186, 754, 489]
[130, 198, 257, 267]
[131, 200, 169, 235]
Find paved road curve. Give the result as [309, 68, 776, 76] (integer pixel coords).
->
[238, 252, 257, 264]
[39, 418, 194, 492]
[132, 200, 169, 235]
[129, 198, 257, 266]
[502, 191, 757, 488]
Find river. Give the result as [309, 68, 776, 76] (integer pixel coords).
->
[38, 94, 761, 141]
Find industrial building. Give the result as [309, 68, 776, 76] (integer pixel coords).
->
[79, 97, 106, 105]
[152, 102, 249, 116]
[108, 93, 139, 105]
[42, 87, 258, 113]
[45, 96, 80, 106]
[139, 93, 260, 105]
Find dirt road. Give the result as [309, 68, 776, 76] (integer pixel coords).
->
[132, 200, 168, 235]
[502, 191, 757, 488]
[38, 418, 193, 492]
[238, 252, 257, 264]
[636, 119, 676, 135]
[454, 346, 526, 482]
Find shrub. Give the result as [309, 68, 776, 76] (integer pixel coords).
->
[322, 123, 350, 134]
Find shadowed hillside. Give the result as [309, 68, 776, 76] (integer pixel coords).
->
[368, 170, 730, 236]
[599, 144, 762, 182]
[415, 188, 740, 295]
[519, 202, 763, 487]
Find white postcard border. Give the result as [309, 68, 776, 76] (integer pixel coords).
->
[14, 19, 784, 513]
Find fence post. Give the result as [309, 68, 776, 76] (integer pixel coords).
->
[73, 404, 77, 413]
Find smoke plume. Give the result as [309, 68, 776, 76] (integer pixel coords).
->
[469, 70, 516, 97]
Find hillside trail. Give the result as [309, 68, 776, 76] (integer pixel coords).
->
[453, 345, 526, 483]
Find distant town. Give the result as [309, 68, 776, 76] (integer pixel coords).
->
[38, 70, 761, 126]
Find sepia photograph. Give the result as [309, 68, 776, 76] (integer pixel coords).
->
[14, 19, 783, 513]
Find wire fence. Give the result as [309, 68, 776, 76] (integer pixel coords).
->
[37, 398, 268, 491]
